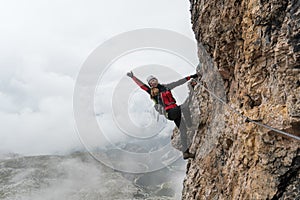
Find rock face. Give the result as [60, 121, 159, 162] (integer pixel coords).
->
[176, 0, 300, 199]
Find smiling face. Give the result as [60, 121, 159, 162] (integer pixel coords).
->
[149, 78, 158, 88]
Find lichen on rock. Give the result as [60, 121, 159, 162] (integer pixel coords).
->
[176, 0, 300, 199]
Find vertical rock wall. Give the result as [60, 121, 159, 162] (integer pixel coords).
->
[180, 0, 300, 199]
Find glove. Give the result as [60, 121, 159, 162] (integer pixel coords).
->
[127, 71, 133, 78]
[190, 73, 198, 79]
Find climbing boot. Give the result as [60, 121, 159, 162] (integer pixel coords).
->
[183, 149, 195, 160]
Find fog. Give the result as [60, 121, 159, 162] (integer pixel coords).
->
[0, 0, 196, 155]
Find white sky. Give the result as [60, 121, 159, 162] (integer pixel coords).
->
[0, 0, 196, 155]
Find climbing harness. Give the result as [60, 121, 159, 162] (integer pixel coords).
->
[196, 80, 300, 141]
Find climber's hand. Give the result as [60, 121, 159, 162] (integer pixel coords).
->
[127, 71, 134, 78]
[190, 73, 198, 79]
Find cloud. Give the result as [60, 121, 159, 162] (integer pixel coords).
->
[0, 69, 80, 154]
[0, 0, 195, 155]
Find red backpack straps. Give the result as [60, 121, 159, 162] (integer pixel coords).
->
[160, 90, 176, 106]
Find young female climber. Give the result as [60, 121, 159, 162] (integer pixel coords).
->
[127, 71, 198, 159]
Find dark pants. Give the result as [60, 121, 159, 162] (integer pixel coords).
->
[166, 106, 188, 152]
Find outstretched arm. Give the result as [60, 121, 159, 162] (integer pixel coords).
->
[127, 71, 151, 94]
[164, 74, 198, 90]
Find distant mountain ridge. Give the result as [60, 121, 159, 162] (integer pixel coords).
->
[0, 151, 184, 200]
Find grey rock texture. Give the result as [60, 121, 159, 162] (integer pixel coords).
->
[172, 0, 300, 199]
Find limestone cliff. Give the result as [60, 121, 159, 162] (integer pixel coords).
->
[175, 0, 300, 199]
